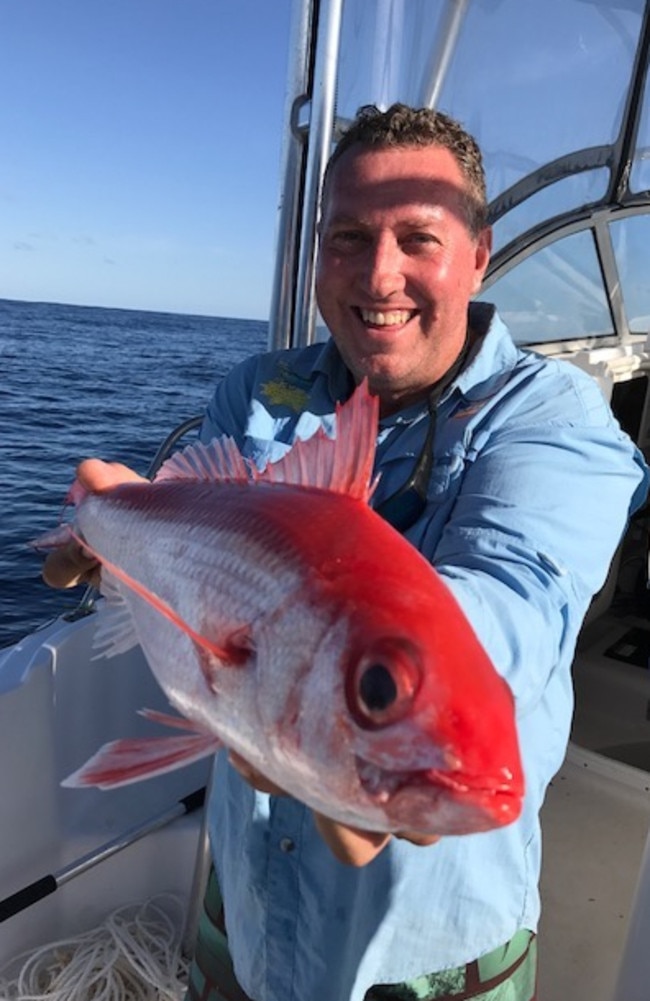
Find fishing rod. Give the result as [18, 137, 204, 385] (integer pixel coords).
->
[0, 786, 206, 923]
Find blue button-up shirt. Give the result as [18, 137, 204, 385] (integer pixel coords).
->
[200, 303, 649, 1001]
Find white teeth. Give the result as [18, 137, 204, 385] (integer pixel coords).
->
[360, 309, 412, 326]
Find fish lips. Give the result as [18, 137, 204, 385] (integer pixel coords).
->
[355, 754, 524, 834]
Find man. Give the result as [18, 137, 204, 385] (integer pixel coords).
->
[44, 105, 649, 1000]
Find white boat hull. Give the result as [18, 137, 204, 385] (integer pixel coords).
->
[0, 609, 210, 970]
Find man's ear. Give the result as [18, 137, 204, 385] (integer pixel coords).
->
[472, 226, 492, 295]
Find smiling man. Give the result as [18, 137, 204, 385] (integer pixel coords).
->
[316, 112, 491, 415]
[44, 105, 648, 1001]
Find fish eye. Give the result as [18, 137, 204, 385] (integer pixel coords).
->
[349, 639, 421, 729]
[359, 663, 398, 712]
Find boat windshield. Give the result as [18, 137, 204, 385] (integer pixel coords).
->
[277, 0, 650, 352]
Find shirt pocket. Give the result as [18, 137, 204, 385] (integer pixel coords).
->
[426, 449, 465, 501]
[372, 448, 467, 551]
[372, 447, 465, 510]
[404, 449, 467, 551]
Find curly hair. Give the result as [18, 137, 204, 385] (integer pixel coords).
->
[322, 103, 488, 236]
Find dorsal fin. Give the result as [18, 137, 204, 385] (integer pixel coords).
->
[257, 378, 379, 501]
[155, 379, 379, 502]
[155, 434, 250, 484]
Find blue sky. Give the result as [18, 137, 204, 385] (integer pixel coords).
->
[0, 1, 292, 319]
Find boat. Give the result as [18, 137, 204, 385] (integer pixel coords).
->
[2, 1, 650, 998]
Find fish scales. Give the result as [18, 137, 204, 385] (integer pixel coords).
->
[78, 483, 327, 741]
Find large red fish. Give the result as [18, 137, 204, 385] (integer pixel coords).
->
[39, 382, 523, 834]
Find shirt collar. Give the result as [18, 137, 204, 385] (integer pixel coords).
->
[293, 337, 356, 402]
[457, 303, 521, 401]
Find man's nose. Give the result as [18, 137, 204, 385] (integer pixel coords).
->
[359, 234, 406, 298]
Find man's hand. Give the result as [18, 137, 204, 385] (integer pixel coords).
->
[313, 813, 392, 866]
[42, 459, 145, 589]
[42, 539, 102, 589]
[227, 752, 440, 866]
[313, 815, 440, 866]
[227, 751, 288, 797]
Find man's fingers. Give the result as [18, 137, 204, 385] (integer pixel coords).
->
[41, 460, 145, 590]
[77, 459, 146, 492]
[42, 541, 100, 589]
[228, 752, 287, 796]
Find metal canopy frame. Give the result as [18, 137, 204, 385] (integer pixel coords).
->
[484, 1, 650, 345]
[270, 0, 650, 352]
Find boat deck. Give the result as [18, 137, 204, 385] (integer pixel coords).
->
[538, 611, 650, 1001]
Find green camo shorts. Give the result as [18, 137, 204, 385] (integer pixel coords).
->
[185, 869, 537, 1001]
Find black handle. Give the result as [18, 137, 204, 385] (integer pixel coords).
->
[180, 786, 207, 813]
[0, 874, 58, 922]
[0, 785, 207, 924]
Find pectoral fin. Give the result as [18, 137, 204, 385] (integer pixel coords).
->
[62, 711, 220, 789]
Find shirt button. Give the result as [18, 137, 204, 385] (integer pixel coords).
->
[279, 837, 295, 853]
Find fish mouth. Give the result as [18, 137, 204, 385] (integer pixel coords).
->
[356, 756, 522, 814]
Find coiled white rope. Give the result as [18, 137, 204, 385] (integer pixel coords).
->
[0, 895, 189, 1000]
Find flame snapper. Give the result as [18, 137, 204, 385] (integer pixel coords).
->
[38, 381, 523, 835]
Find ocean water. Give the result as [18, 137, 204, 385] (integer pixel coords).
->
[0, 298, 267, 649]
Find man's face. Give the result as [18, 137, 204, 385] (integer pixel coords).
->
[315, 144, 492, 414]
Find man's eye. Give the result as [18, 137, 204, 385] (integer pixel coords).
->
[333, 231, 364, 244]
[326, 230, 368, 254]
[404, 233, 438, 246]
